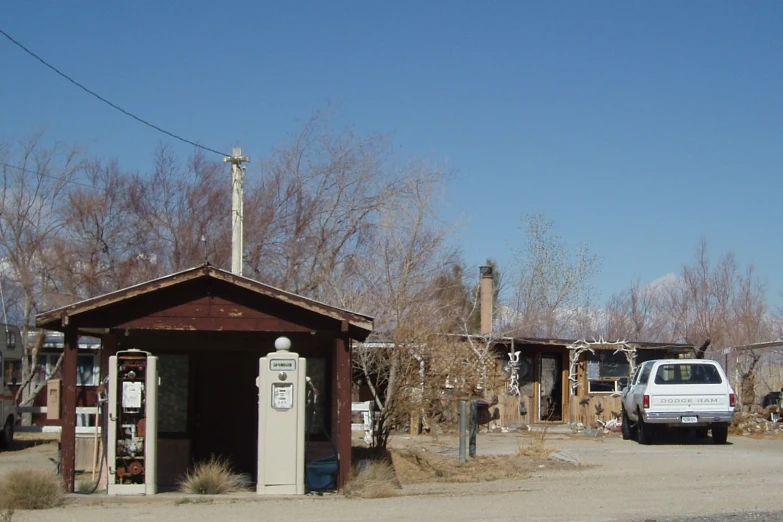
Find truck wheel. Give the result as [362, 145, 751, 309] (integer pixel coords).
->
[621, 409, 636, 440]
[0, 417, 14, 450]
[711, 426, 728, 444]
[637, 415, 654, 445]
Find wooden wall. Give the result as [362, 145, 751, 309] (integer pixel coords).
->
[569, 395, 622, 425]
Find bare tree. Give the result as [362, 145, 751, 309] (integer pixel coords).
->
[351, 168, 462, 450]
[508, 213, 601, 337]
[661, 240, 769, 351]
[53, 158, 149, 299]
[244, 113, 396, 300]
[0, 132, 82, 408]
[128, 144, 230, 275]
[604, 278, 669, 342]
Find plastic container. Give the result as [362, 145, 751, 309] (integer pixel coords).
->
[305, 456, 338, 491]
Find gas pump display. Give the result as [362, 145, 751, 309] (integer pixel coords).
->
[108, 350, 158, 495]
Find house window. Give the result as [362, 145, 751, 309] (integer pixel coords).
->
[34, 353, 100, 386]
[5, 330, 15, 350]
[35, 354, 62, 385]
[588, 380, 619, 393]
[4, 358, 21, 386]
[586, 351, 631, 394]
[77, 355, 100, 386]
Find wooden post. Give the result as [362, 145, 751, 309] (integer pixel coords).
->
[333, 322, 352, 489]
[61, 326, 78, 493]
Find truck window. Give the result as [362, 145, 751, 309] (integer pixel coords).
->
[654, 363, 722, 385]
[638, 364, 652, 385]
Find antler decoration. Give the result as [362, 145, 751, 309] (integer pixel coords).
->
[507, 350, 521, 396]
[566, 338, 637, 394]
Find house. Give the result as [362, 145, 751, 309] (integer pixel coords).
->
[460, 267, 693, 428]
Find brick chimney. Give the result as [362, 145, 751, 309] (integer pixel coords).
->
[479, 265, 493, 335]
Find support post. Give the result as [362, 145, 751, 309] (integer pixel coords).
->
[224, 148, 250, 276]
[60, 327, 78, 492]
[333, 323, 352, 489]
[458, 400, 467, 464]
[469, 400, 477, 457]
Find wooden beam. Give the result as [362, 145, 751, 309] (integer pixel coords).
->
[333, 322, 351, 490]
[60, 327, 78, 492]
[115, 316, 315, 332]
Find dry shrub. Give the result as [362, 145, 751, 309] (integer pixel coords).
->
[0, 469, 63, 510]
[390, 447, 538, 484]
[517, 435, 556, 459]
[344, 460, 398, 499]
[179, 456, 245, 495]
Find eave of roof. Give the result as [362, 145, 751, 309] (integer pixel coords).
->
[444, 334, 693, 351]
[35, 264, 373, 337]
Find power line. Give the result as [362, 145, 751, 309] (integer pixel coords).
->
[0, 161, 95, 190]
[0, 27, 228, 157]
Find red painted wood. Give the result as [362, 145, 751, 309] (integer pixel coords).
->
[60, 327, 78, 493]
[334, 323, 352, 490]
[115, 316, 313, 332]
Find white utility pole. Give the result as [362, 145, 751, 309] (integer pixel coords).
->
[224, 147, 250, 276]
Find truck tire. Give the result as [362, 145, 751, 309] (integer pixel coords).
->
[711, 426, 728, 444]
[0, 417, 14, 450]
[621, 409, 636, 440]
[637, 415, 654, 445]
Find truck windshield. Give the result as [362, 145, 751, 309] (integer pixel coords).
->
[654, 363, 722, 385]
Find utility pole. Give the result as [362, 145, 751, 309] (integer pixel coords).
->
[224, 147, 250, 276]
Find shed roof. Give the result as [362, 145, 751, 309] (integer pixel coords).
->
[36, 264, 373, 340]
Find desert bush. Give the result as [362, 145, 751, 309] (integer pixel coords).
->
[0, 469, 63, 510]
[179, 456, 245, 495]
[344, 460, 398, 499]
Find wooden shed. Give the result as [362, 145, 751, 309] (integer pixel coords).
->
[35, 264, 373, 492]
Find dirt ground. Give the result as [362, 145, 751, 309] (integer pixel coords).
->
[5, 428, 783, 522]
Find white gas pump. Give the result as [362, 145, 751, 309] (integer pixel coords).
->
[107, 349, 158, 495]
[257, 336, 306, 495]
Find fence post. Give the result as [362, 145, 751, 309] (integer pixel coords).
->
[469, 400, 477, 457]
[458, 400, 467, 464]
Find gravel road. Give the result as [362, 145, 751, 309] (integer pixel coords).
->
[6, 430, 783, 522]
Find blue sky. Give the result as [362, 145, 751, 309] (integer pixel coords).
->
[2, 2, 782, 306]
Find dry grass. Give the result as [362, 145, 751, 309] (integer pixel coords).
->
[390, 447, 543, 484]
[0, 469, 63, 510]
[516, 435, 556, 459]
[179, 456, 246, 495]
[76, 480, 97, 494]
[344, 460, 398, 498]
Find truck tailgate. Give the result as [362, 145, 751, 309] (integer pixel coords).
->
[650, 386, 730, 412]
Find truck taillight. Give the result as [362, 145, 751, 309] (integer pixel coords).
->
[643, 395, 650, 409]
[729, 393, 735, 408]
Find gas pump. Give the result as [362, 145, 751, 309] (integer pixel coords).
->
[257, 336, 306, 495]
[107, 349, 158, 495]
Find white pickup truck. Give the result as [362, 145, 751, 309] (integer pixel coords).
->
[620, 359, 735, 445]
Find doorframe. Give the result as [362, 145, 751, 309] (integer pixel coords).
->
[534, 349, 568, 423]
